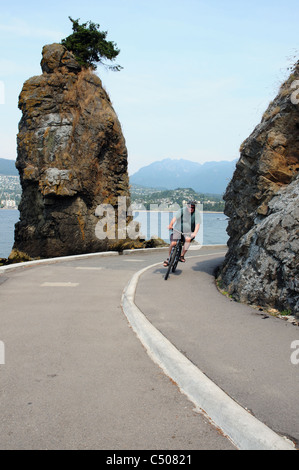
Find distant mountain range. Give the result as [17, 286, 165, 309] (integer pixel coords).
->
[0, 158, 17, 176]
[0, 157, 238, 195]
[130, 158, 237, 194]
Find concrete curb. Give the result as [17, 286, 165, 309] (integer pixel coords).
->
[122, 247, 169, 255]
[122, 244, 228, 255]
[0, 247, 169, 273]
[0, 251, 119, 274]
[0, 244, 227, 273]
[121, 258, 296, 451]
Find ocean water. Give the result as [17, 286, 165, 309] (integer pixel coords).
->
[0, 210, 20, 258]
[0, 210, 228, 258]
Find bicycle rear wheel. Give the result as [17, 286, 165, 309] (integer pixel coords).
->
[164, 247, 176, 280]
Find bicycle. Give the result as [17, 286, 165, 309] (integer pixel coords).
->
[164, 229, 190, 280]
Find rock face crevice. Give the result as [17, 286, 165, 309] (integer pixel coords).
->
[12, 43, 130, 259]
[218, 61, 299, 316]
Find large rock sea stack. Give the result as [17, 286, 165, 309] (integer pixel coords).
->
[218, 61, 299, 317]
[11, 43, 130, 259]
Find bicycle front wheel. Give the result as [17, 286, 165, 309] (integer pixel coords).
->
[164, 248, 176, 280]
[172, 243, 182, 273]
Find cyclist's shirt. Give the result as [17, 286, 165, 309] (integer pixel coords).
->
[174, 207, 202, 234]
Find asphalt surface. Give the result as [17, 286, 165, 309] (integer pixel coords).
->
[0, 248, 235, 450]
[0, 246, 298, 450]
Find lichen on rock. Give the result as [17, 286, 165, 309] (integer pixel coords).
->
[12, 43, 130, 260]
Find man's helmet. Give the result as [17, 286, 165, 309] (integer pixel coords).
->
[187, 200, 197, 207]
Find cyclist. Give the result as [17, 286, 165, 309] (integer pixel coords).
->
[163, 201, 201, 267]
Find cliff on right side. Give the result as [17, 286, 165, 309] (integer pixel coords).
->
[218, 61, 299, 317]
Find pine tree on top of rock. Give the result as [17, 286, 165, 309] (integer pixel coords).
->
[61, 17, 123, 71]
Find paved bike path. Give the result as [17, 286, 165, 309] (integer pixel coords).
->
[1, 247, 298, 450]
[134, 248, 299, 449]
[0, 250, 235, 450]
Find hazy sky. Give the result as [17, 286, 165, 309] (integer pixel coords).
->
[0, 0, 298, 174]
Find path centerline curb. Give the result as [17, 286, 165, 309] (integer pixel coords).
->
[121, 254, 296, 451]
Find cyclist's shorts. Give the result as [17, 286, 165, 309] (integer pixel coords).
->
[170, 232, 195, 243]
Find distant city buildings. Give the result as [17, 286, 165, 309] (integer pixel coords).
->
[1, 199, 17, 209]
[0, 175, 21, 209]
[131, 185, 225, 212]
